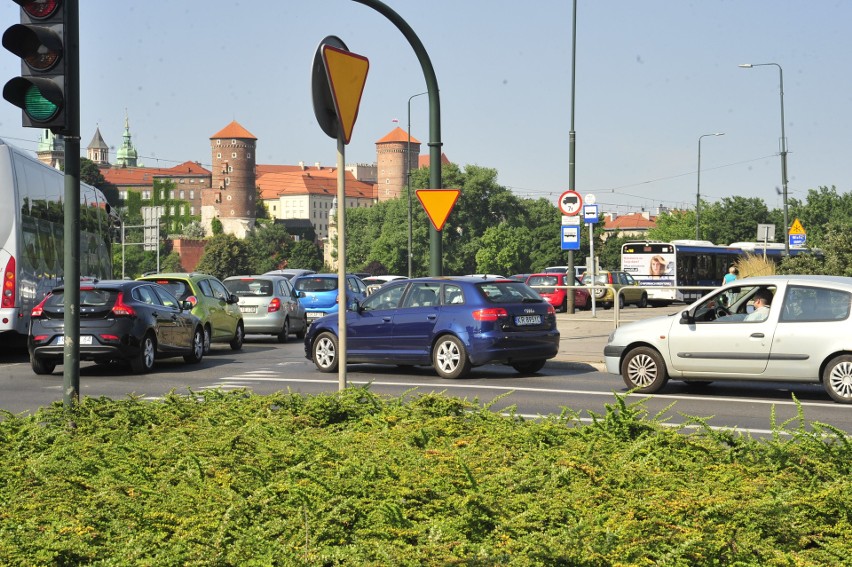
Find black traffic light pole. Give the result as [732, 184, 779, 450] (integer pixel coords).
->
[351, 0, 444, 276]
[62, 0, 80, 408]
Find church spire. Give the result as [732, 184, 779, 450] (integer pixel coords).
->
[115, 109, 139, 167]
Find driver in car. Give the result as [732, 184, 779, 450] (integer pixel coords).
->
[744, 289, 773, 322]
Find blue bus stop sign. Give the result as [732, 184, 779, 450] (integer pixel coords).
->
[561, 226, 580, 250]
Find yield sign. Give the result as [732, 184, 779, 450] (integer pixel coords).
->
[416, 189, 460, 231]
[322, 45, 369, 144]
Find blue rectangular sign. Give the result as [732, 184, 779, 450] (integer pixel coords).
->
[561, 226, 580, 250]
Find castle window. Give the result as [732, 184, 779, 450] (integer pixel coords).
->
[216, 140, 221, 146]
[179, 190, 185, 199]
[247, 152, 251, 158]
[217, 152, 222, 159]
[170, 190, 175, 199]
[119, 190, 128, 200]
[227, 195, 232, 201]
[231, 140, 237, 145]
[170, 206, 175, 215]
[142, 190, 151, 200]
[231, 152, 237, 159]
[190, 206, 195, 215]
[225, 178, 230, 186]
[190, 190, 195, 199]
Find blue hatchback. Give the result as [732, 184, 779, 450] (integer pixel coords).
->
[293, 273, 368, 326]
[304, 277, 560, 379]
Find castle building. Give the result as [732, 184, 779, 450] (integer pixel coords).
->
[114, 112, 139, 168]
[86, 127, 110, 166]
[202, 120, 257, 238]
[375, 126, 421, 201]
[36, 129, 64, 170]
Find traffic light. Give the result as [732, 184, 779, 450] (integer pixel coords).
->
[2, 0, 68, 132]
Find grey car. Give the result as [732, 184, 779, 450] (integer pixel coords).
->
[604, 275, 852, 403]
[224, 275, 308, 342]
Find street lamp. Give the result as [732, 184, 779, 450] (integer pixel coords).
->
[739, 62, 789, 255]
[407, 90, 427, 279]
[696, 132, 724, 240]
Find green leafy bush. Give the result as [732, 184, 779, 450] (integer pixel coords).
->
[1, 389, 849, 565]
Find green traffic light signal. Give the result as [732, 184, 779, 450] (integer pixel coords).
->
[2, 0, 68, 131]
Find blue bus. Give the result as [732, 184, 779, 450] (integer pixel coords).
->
[621, 239, 816, 305]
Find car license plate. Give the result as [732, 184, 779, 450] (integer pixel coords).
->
[307, 312, 324, 320]
[239, 306, 257, 314]
[515, 315, 541, 326]
[56, 335, 93, 345]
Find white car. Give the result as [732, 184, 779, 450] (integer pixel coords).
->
[362, 275, 407, 295]
[604, 275, 852, 403]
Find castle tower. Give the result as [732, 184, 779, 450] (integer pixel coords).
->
[375, 126, 421, 202]
[86, 126, 109, 166]
[202, 120, 257, 238]
[36, 129, 64, 170]
[114, 111, 139, 168]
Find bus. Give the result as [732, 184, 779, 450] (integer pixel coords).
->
[0, 138, 120, 338]
[621, 239, 815, 305]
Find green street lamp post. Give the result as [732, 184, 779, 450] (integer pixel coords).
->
[407, 90, 427, 279]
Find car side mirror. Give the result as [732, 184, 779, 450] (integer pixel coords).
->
[228, 293, 239, 304]
[679, 309, 695, 324]
[181, 300, 194, 311]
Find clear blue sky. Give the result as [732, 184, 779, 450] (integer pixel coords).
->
[1, 1, 850, 216]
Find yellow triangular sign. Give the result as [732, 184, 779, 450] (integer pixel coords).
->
[322, 45, 369, 144]
[416, 189, 460, 231]
[789, 218, 805, 235]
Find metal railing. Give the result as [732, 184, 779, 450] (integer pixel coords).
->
[528, 284, 718, 328]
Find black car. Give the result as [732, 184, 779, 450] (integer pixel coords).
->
[28, 280, 205, 375]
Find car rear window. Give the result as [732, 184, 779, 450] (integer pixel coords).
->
[151, 279, 191, 300]
[476, 282, 541, 304]
[44, 289, 118, 309]
[225, 279, 274, 297]
[527, 275, 559, 291]
[294, 277, 338, 292]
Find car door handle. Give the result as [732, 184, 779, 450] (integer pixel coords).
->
[750, 333, 764, 338]
[382, 317, 392, 322]
[427, 314, 437, 321]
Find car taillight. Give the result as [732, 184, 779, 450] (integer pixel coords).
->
[31, 334, 49, 343]
[111, 292, 136, 317]
[2, 256, 15, 309]
[472, 307, 508, 321]
[546, 304, 556, 316]
[268, 298, 282, 312]
[186, 295, 198, 307]
[99, 334, 120, 342]
[31, 295, 49, 318]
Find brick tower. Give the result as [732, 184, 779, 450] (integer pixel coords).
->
[375, 126, 421, 202]
[203, 120, 257, 238]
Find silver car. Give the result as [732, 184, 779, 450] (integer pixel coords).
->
[224, 275, 308, 342]
[604, 275, 852, 403]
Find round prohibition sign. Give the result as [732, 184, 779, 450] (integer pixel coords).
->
[558, 190, 583, 216]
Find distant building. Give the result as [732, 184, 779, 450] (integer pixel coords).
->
[36, 129, 64, 170]
[201, 120, 258, 239]
[602, 211, 657, 241]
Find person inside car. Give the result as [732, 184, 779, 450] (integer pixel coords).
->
[744, 289, 772, 322]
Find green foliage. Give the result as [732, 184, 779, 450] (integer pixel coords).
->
[195, 234, 251, 279]
[245, 223, 293, 273]
[160, 251, 185, 273]
[0, 391, 849, 565]
[210, 217, 223, 236]
[288, 239, 324, 272]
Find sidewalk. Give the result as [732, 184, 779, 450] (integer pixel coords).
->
[552, 305, 682, 369]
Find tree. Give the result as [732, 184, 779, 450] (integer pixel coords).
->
[245, 222, 293, 273]
[475, 224, 533, 275]
[647, 209, 696, 242]
[80, 158, 105, 188]
[288, 240, 324, 272]
[211, 217, 223, 236]
[195, 234, 251, 280]
[160, 251, 185, 273]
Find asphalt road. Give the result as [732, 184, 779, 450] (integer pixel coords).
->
[1, 305, 850, 435]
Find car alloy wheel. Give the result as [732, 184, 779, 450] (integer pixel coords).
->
[433, 335, 471, 379]
[312, 332, 339, 372]
[131, 334, 156, 374]
[184, 327, 204, 364]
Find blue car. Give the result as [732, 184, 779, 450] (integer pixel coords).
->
[292, 273, 368, 326]
[304, 277, 560, 379]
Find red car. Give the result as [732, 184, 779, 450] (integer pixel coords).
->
[526, 273, 591, 312]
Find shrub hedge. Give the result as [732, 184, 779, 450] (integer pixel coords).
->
[0, 389, 850, 566]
